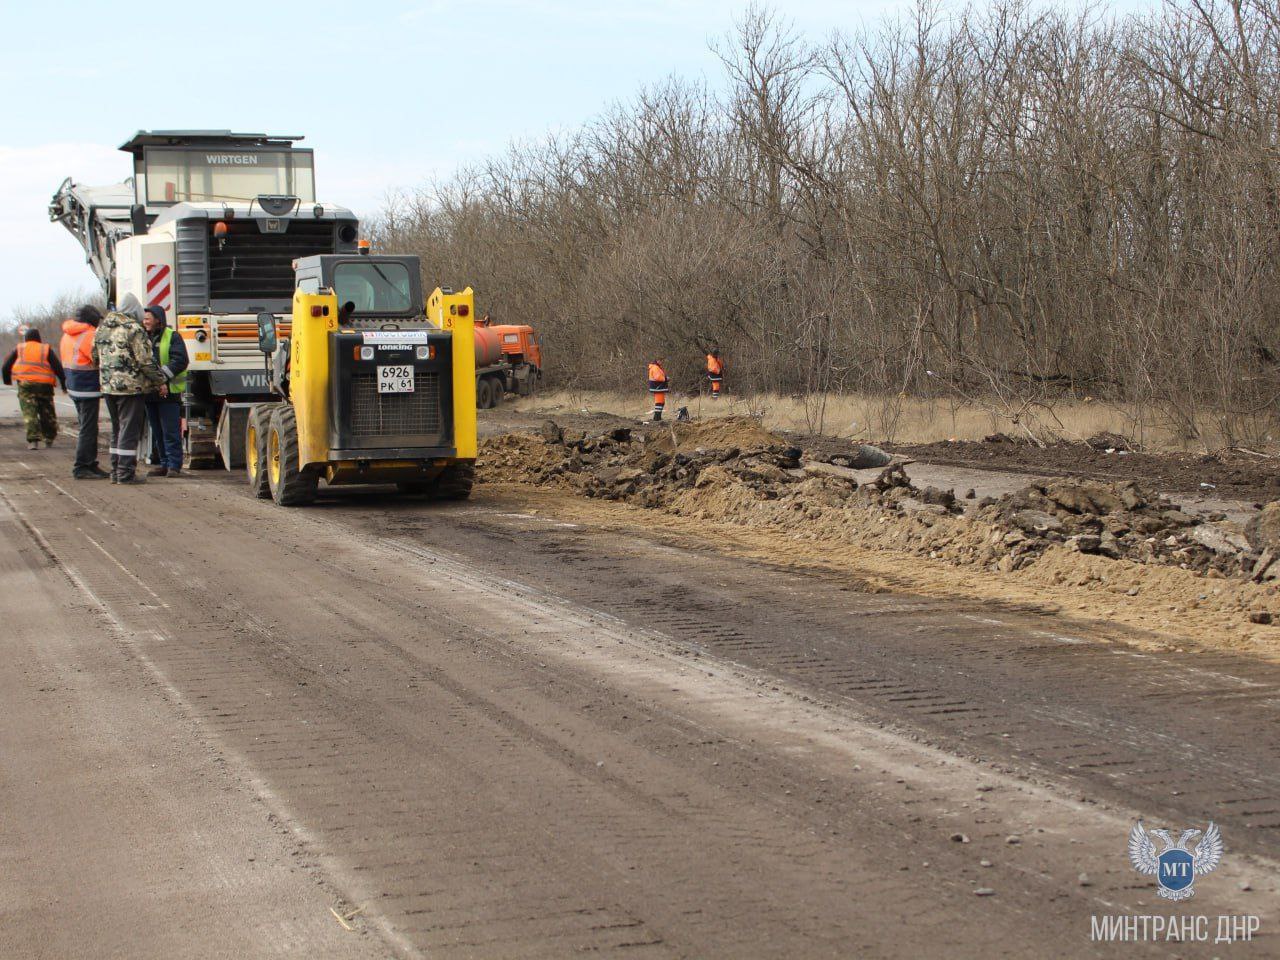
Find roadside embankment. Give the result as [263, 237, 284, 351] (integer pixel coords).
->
[480, 417, 1280, 659]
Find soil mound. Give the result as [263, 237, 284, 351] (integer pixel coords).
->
[479, 421, 1280, 634]
[645, 416, 782, 454]
[973, 478, 1255, 577]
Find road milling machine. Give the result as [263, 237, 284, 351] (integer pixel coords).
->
[246, 252, 478, 505]
[50, 130, 362, 468]
[52, 130, 544, 473]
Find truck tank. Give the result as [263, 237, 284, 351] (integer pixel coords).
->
[473, 324, 504, 368]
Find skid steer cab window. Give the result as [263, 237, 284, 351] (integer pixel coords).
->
[333, 262, 413, 315]
[142, 148, 316, 204]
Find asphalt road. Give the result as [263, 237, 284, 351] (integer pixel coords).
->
[1, 391, 1276, 958]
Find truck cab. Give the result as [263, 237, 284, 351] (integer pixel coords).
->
[493, 324, 541, 371]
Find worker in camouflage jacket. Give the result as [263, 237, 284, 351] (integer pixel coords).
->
[91, 294, 166, 484]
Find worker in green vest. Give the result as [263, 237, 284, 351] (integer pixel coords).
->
[142, 306, 189, 477]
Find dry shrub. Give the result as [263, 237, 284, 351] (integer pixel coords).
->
[375, 0, 1280, 450]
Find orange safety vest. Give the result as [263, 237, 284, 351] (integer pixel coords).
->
[706, 354, 724, 376]
[60, 322, 96, 370]
[12, 341, 57, 386]
[648, 362, 667, 384]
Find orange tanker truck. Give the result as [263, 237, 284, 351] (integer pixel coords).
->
[473, 316, 541, 408]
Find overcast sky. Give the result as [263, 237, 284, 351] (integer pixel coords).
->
[1, 0, 1153, 321]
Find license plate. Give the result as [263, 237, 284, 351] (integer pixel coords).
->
[378, 365, 414, 393]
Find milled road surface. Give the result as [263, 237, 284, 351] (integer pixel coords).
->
[1, 403, 1277, 958]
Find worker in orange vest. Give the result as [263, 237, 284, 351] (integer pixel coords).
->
[61, 305, 110, 479]
[706, 348, 725, 398]
[3, 329, 67, 450]
[647, 358, 669, 421]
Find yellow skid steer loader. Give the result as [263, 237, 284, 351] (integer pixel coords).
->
[246, 250, 477, 505]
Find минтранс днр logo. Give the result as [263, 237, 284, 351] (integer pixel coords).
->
[1129, 821, 1223, 901]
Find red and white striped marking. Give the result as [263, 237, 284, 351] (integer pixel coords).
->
[146, 264, 173, 313]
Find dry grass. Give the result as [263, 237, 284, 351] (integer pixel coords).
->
[506, 390, 1278, 452]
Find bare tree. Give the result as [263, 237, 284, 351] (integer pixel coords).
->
[372, 0, 1280, 447]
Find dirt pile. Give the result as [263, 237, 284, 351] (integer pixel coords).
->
[644, 417, 781, 454]
[479, 418, 1280, 632]
[972, 479, 1263, 578]
[482, 418, 805, 509]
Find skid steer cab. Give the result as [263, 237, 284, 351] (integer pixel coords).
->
[245, 252, 478, 506]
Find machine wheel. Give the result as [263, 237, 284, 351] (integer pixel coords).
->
[245, 404, 277, 499]
[267, 406, 317, 506]
[432, 461, 475, 501]
[488, 377, 503, 408]
[476, 377, 493, 409]
[396, 481, 432, 497]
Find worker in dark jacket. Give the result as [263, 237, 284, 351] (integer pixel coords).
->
[93, 294, 166, 484]
[60, 305, 110, 478]
[142, 305, 189, 477]
[3, 329, 66, 450]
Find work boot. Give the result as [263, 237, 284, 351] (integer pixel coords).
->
[88, 464, 111, 478]
[167, 467, 182, 478]
[117, 473, 147, 485]
[652, 411, 663, 422]
[26, 441, 38, 450]
[73, 469, 108, 480]
[44, 438, 55, 447]
[147, 465, 169, 477]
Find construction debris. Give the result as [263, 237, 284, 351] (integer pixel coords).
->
[805, 443, 896, 469]
[1245, 502, 1280, 553]
[1085, 432, 1135, 453]
[972, 478, 1254, 577]
[480, 417, 1280, 623]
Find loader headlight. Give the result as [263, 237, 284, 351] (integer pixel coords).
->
[359, 346, 375, 361]
[415, 345, 430, 360]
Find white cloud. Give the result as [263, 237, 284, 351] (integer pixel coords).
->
[0, 142, 125, 320]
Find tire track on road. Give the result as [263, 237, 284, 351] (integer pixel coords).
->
[3, 452, 1275, 957]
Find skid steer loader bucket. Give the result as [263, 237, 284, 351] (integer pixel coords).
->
[216, 402, 256, 469]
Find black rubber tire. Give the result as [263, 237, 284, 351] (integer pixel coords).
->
[433, 461, 475, 500]
[476, 377, 493, 409]
[267, 406, 317, 506]
[396, 481, 432, 497]
[246, 404, 276, 499]
[488, 377, 504, 407]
